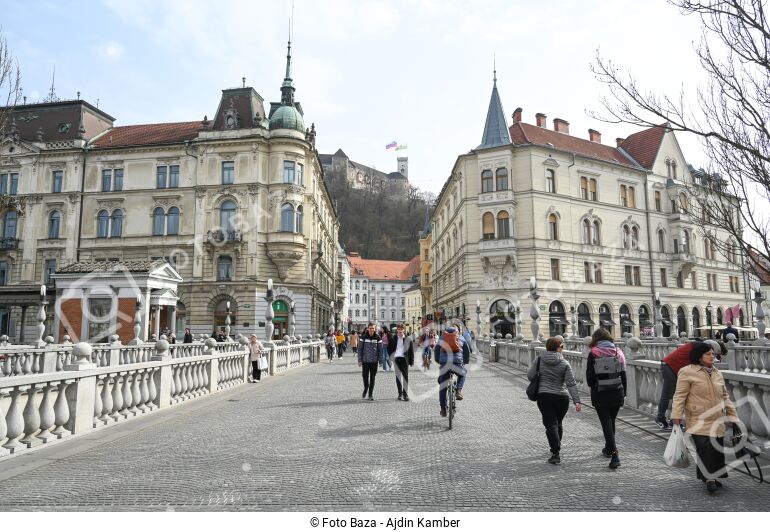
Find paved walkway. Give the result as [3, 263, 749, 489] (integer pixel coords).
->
[0, 352, 767, 511]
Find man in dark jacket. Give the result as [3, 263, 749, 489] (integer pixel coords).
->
[387, 323, 415, 401]
[357, 322, 382, 401]
[722, 322, 739, 342]
[433, 326, 470, 417]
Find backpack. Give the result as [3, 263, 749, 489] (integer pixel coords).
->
[441, 332, 461, 353]
[594, 353, 623, 392]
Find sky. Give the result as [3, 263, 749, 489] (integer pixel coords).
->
[1, 0, 709, 194]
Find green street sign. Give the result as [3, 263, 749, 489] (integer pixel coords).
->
[539, 304, 546, 311]
[243, 304, 251, 309]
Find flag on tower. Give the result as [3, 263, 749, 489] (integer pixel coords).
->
[385, 141, 397, 149]
[396, 144, 408, 151]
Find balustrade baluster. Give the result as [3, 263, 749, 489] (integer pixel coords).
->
[100, 375, 113, 423]
[2, 355, 11, 376]
[201, 361, 209, 390]
[129, 371, 140, 414]
[180, 365, 190, 398]
[120, 372, 132, 417]
[32, 353, 40, 374]
[52, 381, 70, 437]
[56, 352, 63, 372]
[93, 377, 103, 427]
[3, 387, 25, 450]
[111, 374, 124, 420]
[20, 384, 40, 446]
[172, 366, 181, 402]
[13, 354, 22, 376]
[139, 370, 150, 412]
[148, 368, 158, 408]
[21, 353, 31, 375]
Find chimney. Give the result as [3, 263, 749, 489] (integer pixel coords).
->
[588, 129, 601, 143]
[512, 107, 523, 124]
[553, 118, 570, 134]
[535, 113, 547, 128]
[616, 137, 626, 147]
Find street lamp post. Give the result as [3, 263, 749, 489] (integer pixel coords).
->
[288, 300, 296, 338]
[706, 301, 713, 339]
[476, 300, 481, 340]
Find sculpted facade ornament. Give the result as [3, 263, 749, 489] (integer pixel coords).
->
[269, 190, 288, 211]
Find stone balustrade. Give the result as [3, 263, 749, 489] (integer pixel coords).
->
[0, 337, 323, 461]
[479, 336, 770, 445]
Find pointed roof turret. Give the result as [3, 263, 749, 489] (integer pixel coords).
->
[270, 37, 305, 133]
[477, 68, 510, 149]
[280, 39, 295, 106]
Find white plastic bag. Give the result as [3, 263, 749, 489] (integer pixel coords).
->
[663, 425, 690, 468]
[258, 356, 268, 371]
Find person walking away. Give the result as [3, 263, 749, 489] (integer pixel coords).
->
[655, 340, 725, 430]
[335, 330, 346, 358]
[358, 323, 381, 400]
[183, 328, 193, 343]
[433, 326, 470, 417]
[248, 334, 265, 382]
[324, 331, 336, 363]
[527, 336, 582, 464]
[350, 330, 358, 352]
[671, 342, 739, 493]
[586, 328, 627, 469]
[387, 324, 415, 401]
[380, 327, 391, 372]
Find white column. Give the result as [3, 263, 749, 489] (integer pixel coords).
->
[154, 306, 161, 339]
[169, 306, 177, 335]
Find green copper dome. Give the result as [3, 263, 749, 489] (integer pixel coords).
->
[270, 105, 305, 132]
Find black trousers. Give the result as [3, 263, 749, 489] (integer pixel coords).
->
[251, 361, 261, 381]
[394, 357, 409, 396]
[536, 393, 570, 454]
[595, 404, 621, 453]
[692, 434, 728, 481]
[362, 362, 378, 396]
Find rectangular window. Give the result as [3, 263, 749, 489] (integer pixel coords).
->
[0, 260, 7, 286]
[633, 266, 641, 286]
[401, 297, 405, 306]
[87, 297, 113, 343]
[589, 179, 597, 201]
[380, 298, 385, 306]
[584, 261, 592, 283]
[550, 258, 560, 281]
[0, 174, 7, 194]
[45, 259, 57, 285]
[628, 187, 636, 208]
[691, 271, 697, 289]
[625, 265, 633, 285]
[655, 193, 662, 212]
[222, 161, 234, 184]
[10, 173, 18, 195]
[52, 170, 62, 193]
[620, 185, 628, 207]
[297, 163, 304, 186]
[580, 177, 588, 200]
[283, 161, 295, 184]
[156, 166, 167, 189]
[594, 262, 603, 283]
[676, 271, 684, 288]
[660, 268, 668, 288]
[363, 310, 367, 317]
[169, 165, 179, 188]
[102, 170, 112, 192]
[391, 297, 395, 306]
[355, 310, 360, 317]
[114, 169, 123, 191]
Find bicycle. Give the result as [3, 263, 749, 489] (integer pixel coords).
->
[446, 371, 457, 429]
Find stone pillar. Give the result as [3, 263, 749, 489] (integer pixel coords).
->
[153, 305, 161, 339]
[107, 334, 122, 366]
[19, 305, 27, 343]
[169, 306, 177, 336]
[623, 336, 642, 408]
[151, 338, 172, 408]
[63, 343, 97, 435]
[204, 338, 219, 394]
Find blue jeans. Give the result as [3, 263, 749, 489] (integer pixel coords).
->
[438, 360, 466, 408]
[381, 347, 391, 371]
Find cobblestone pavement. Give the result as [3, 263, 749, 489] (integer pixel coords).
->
[0, 352, 767, 511]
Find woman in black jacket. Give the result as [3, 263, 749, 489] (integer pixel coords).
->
[586, 328, 627, 469]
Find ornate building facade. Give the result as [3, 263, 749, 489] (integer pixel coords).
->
[0, 42, 340, 342]
[431, 73, 752, 339]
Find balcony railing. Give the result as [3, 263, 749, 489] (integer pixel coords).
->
[207, 230, 242, 243]
[0, 237, 19, 250]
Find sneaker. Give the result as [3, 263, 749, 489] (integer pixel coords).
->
[397, 393, 403, 401]
[456, 389, 464, 400]
[601, 448, 613, 458]
[715, 480, 723, 488]
[440, 407, 447, 417]
[367, 396, 374, 401]
[402, 394, 410, 402]
[706, 481, 718, 494]
[655, 418, 671, 431]
[548, 453, 561, 465]
[609, 452, 621, 469]
[362, 390, 368, 399]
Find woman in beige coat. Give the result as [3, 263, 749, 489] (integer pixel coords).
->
[249, 334, 265, 382]
[671, 342, 739, 493]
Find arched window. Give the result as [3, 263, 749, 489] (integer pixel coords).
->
[362, 294, 367, 303]
[654, 190, 662, 212]
[355, 294, 360, 303]
[280, 203, 295, 232]
[97, 210, 109, 238]
[213, 298, 236, 329]
[496, 211, 510, 239]
[599, 303, 614, 334]
[481, 170, 493, 193]
[582, 219, 591, 244]
[692, 307, 701, 332]
[489, 299, 515, 337]
[639, 305, 652, 334]
[217, 256, 233, 281]
[545, 169, 556, 193]
[661, 306, 672, 337]
[631, 226, 640, 250]
[677, 306, 687, 336]
[153, 207, 165, 236]
[110, 209, 123, 238]
[482, 212, 494, 240]
[619, 304, 634, 336]
[48, 211, 61, 239]
[682, 229, 690, 254]
[592, 220, 601, 245]
[658, 229, 666, 252]
[578, 303, 594, 338]
[355, 280, 360, 289]
[167, 207, 180, 235]
[717, 307, 723, 325]
[495, 168, 508, 191]
[2, 211, 17, 239]
[622, 225, 631, 249]
[548, 300, 566, 336]
[220, 200, 237, 238]
[548, 213, 559, 241]
[296, 205, 304, 234]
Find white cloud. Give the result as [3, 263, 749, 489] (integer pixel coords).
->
[94, 41, 124, 61]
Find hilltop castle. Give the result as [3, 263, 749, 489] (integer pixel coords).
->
[320, 149, 410, 194]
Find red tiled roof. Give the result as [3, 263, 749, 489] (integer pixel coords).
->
[748, 248, 770, 285]
[90, 121, 201, 148]
[619, 124, 667, 170]
[509, 122, 636, 167]
[348, 255, 419, 281]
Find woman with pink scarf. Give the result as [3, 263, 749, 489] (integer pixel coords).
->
[586, 328, 627, 469]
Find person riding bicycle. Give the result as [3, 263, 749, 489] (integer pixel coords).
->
[434, 325, 470, 417]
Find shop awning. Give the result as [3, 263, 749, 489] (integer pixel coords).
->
[600, 318, 616, 326]
[549, 316, 569, 325]
[620, 317, 636, 325]
[578, 317, 595, 325]
[662, 319, 674, 326]
[639, 318, 653, 327]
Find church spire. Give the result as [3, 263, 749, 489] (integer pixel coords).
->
[280, 37, 295, 106]
[477, 66, 510, 149]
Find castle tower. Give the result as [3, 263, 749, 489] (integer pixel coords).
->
[397, 156, 408, 178]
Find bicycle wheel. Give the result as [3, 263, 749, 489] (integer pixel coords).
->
[448, 376, 455, 429]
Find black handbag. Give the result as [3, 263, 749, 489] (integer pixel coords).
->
[526, 357, 541, 401]
[731, 424, 764, 483]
